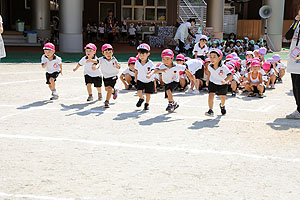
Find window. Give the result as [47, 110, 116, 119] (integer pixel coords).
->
[121, 0, 167, 22]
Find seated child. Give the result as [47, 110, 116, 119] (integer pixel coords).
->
[120, 57, 137, 90]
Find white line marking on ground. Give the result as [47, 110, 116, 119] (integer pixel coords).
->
[0, 134, 300, 163]
[0, 192, 74, 200]
[262, 105, 276, 112]
[0, 70, 83, 75]
[0, 77, 82, 86]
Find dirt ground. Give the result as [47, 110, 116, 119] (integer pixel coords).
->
[0, 61, 300, 200]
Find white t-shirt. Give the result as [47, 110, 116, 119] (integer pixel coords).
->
[136, 25, 142, 32]
[208, 62, 232, 85]
[0, 15, 2, 24]
[41, 54, 62, 73]
[275, 62, 287, 73]
[193, 43, 208, 56]
[78, 56, 101, 77]
[98, 27, 105, 34]
[185, 59, 203, 75]
[245, 71, 261, 84]
[98, 56, 120, 78]
[135, 59, 155, 83]
[122, 68, 135, 77]
[158, 63, 186, 84]
[129, 27, 136, 35]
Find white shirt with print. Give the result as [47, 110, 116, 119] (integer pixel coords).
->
[135, 59, 155, 83]
[78, 56, 101, 77]
[193, 43, 208, 56]
[98, 56, 120, 78]
[41, 54, 62, 74]
[208, 62, 232, 85]
[159, 63, 186, 84]
[185, 59, 203, 75]
[122, 68, 135, 77]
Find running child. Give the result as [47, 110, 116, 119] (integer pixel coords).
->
[134, 43, 155, 110]
[205, 49, 233, 116]
[147, 49, 195, 112]
[41, 43, 62, 100]
[73, 43, 102, 101]
[120, 57, 137, 90]
[98, 44, 120, 108]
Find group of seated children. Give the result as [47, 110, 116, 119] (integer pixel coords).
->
[41, 39, 285, 116]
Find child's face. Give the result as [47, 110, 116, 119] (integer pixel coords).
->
[229, 43, 234, 47]
[85, 48, 95, 57]
[44, 49, 55, 57]
[176, 60, 184, 65]
[162, 57, 173, 66]
[252, 65, 260, 72]
[128, 63, 135, 70]
[199, 39, 206, 47]
[246, 54, 253, 60]
[209, 53, 221, 64]
[138, 51, 150, 61]
[102, 49, 113, 59]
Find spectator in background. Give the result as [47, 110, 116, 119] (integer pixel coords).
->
[174, 18, 196, 54]
[0, 15, 6, 60]
[104, 10, 117, 29]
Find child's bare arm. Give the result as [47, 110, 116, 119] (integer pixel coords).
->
[185, 69, 196, 82]
[206, 71, 211, 86]
[41, 63, 47, 68]
[59, 64, 63, 75]
[114, 61, 121, 69]
[134, 70, 138, 82]
[73, 63, 81, 72]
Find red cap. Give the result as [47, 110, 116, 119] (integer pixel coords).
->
[101, 43, 113, 52]
[262, 62, 271, 71]
[128, 57, 137, 64]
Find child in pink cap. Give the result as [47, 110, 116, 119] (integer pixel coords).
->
[147, 49, 195, 112]
[135, 43, 154, 110]
[120, 57, 137, 90]
[272, 54, 286, 83]
[41, 42, 62, 100]
[244, 61, 265, 98]
[205, 49, 233, 116]
[176, 54, 189, 91]
[96, 44, 121, 108]
[73, 43, 103, 101]
[262, 61, 276, 89]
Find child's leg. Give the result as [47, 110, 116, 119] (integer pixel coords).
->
[231, 81, 237, 91]
[105, 86, 113, 101]
[279, 69, 285, 78]
[208, 93, 215, 110]
[159, 75, 165, 86]
[137, 90, 144, 99]
[245, 83, 253, 92]
[257, 84, 264, 94]
[166, 90, 174, 102]
[220, 95, 226, 106]
[87, 83, 92, 95]
[199, 79, 203, 89]
[49, 78, 55, 91]
[145, 93, 151, 104]
[124, 74, 132, 85]
[179, 78, 186, 88]
[270, 74, 276, 84]
[266, 77, 271, 88]
[154, 79, 157, 93]
[96, 87, 102, 94]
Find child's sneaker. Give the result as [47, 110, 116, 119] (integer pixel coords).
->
[173, 102, 179, 111]
[220, 103, 226, 115]
[98, 93, 102, 101]
[144, 103, 149, 110]
[166, 103, 173, 112]
[186, 88, 194, 94]
[87, 95, 93, 101]
[258, 93, 264, 98]
[112, 89, 119, 100]
[271, 84, 275, 89]
[136, 98, 144, 107]
[193, 90, 200, 95]
[50, 95, 58, 100]
[286, 110, 300, 119]
[277, 77, 283, 83]
[232, 91, 236, 97]
[205, 109, 214, 117]
[104, 100, 110, 108]
[248, 92, 255, 97]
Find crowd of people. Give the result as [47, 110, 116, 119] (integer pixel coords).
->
[40, 38, 286, 116]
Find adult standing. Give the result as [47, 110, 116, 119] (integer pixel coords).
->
[285, 5, 300, 119]
[174, 18, 196, 54]
[104, 10, 117, 28]
[0, 15, 6, 60]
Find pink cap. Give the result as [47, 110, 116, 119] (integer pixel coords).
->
[226, 64, 236, 74]
[262, 62, 271, 71]
[161, 49, 174, 58]
[252, 58, 261, 63]
[102, 43, 113, 52]
[226, 54, 234, 60]
[251, 61, 261, 67]
[137, 43, 151, 51]
[128, 57, 137, 64]
[259, 47, 267, 55]
[204, 58, 211, 63]
[85, 43, 97, 51]
[272, 54, 280, 62]
[200, 35, 208, 41]
[176, 54, 185, 61]
[43, 43, 55, 51]
[209, 49, 223, 59]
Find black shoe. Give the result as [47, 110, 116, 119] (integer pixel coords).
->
[128, 84, 133, 89]
[205, 109, 214, 117]
[277, 77, 283, 83]
[173, 102, 179, 111]
[166, 103, 173, 112]
[144, 103, 149, 110]
[136, 98, 144, 107]
[104, 100, 109, 108]
[248, 92, 255, 97]
[232, 91, 236, 97]
[220, 103, 226, 115]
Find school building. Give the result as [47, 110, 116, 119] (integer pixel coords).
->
[0, 0, 299, 52]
